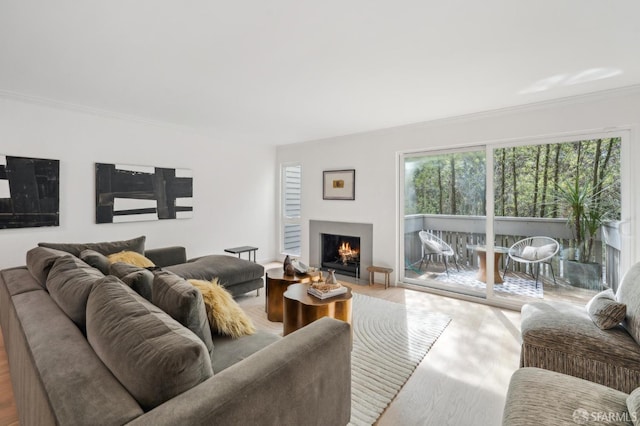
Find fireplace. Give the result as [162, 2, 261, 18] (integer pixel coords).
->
[321, 233, 360, 277]
[309, 220, 373, 281]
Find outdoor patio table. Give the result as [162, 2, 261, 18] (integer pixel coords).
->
[466, 244, 509, 284]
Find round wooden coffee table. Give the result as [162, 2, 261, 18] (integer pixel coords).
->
[265, 268, 313, 322]
[283, 283, 352, 336]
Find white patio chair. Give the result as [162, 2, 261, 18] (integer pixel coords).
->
[418, 230, 459, 276]
[503, 236, 559, 288]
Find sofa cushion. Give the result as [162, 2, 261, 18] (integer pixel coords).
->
[46, 255, 105, 331]
[188, 278, 256, 338]
[503, 367, 630, 426]
[521, 301, 640, 370]
[108, 262, 154, 301]
[26, 246, 69, 288]
[107, 250, 155, 268]
[38, 235, 146, 257]
[144, 246, 187, 267]
[587, 288, 627, 330]
[151, 270, 214, 356]
[211, 331, 280, 374]
[627, 387, 640, 426]
[79, 249, 111, 274]
[166, 254, 264, 286]
[2, 266, 46, 297]
[86, 276, 213, 411]
[617, 262, 640, 346]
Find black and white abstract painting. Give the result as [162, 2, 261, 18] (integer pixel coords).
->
[95, 163, 193, 224]
[0, 155, 60, 229]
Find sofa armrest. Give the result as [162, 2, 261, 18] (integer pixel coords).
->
[126, 317, 352, 426]
[144, 246, 187, 267]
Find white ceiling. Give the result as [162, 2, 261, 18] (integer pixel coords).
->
[1, 1, 639, 146]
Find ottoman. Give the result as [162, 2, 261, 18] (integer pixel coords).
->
[165, 255, 264, 297]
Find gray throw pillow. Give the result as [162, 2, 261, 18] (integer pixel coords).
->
[25, 246, 69, 288]
[46, 255, 105, 331]
[38, 235, 146, 257]
[151, 270, 214, 356]
[86, 276, 213, 411]
[79, 249, 111, 274]
[587, 288, 626, 330]
[108, 262, 154, 301]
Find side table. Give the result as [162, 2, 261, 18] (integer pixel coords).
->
[265, 268, 312, 322]
[283, 283, 352, 340]
[467, 244, 509, 283]
[224, 246, 258, 262]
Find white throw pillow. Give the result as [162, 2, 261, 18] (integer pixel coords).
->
[520, 246, 538, 260]
[535, 243, 557, 260]
[423, 240, 442, 253]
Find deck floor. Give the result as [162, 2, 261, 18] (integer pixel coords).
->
[404, 261, 600, 305]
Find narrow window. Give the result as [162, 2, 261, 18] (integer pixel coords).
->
[282, 164, 301, 256]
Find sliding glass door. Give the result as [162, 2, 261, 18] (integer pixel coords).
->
[402, 147, 489, 298]
[400, 133, 626, 307]
[492, 137, 622, 305]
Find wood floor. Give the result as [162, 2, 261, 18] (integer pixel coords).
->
[0, 272, 522, 426]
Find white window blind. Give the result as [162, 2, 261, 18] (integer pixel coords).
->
[282, 164, 301, 256]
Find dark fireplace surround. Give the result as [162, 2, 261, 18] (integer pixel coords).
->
[321, 233, 361, 277]
[309, 220, 373, 280]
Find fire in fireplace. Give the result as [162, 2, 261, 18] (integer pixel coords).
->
[321, 233, 360, 278]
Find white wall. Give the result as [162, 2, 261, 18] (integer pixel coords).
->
[0, 96, 277, 268]
[276, 87, 640, 282]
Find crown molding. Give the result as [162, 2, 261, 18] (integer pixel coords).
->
[0, 89, 201, 135]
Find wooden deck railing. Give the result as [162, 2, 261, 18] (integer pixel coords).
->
[404, 214, 620, 288]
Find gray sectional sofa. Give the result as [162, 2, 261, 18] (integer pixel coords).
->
[0, 237, 352, 425]
[39, 236, 265, 298]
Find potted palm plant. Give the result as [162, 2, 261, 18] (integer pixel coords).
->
[556, 181, 605, 289]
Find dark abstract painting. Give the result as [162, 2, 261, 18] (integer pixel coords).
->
[0, 155, 60, 229]
[95, 163, 193, 224]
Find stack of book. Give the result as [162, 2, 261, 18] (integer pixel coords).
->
[307, 283, 348, 299]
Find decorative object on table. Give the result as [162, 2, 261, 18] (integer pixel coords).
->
[0, 155, 59, 229]
[291, 258, 309, 274]
[285, 263, 295, 277]
[283, 255, 295, 276]
[95, 162, 193, 224]
[307, 282, 348, 299]
[323, 169, 355, 200]
[326, 269, 338, 284]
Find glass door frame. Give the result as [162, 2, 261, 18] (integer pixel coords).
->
[399, 145, 490, 300]
[398, 128, 632, 309]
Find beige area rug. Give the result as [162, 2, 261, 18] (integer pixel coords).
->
[240, 291, 451, 426]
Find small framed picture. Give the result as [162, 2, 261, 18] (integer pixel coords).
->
[323, 169, 355, 200]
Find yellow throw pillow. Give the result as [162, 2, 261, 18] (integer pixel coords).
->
[188, 278, 256, 338]
[107, 250, 155, 268]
